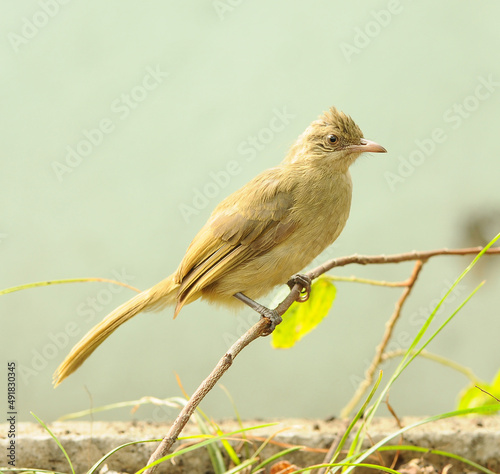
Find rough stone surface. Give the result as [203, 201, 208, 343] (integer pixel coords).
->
[1, 417, 499, 473]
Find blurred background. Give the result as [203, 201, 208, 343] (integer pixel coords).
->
[1, 0, 499, 423]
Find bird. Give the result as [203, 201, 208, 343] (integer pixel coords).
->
[53, 106, 386, 386]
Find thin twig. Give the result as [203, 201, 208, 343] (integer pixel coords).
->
[285, 247, 498, 319]
[340, 261, 424, 418]
[144, 317, 272, 473]
[474, 385, 500, 403]
[323, 275, 409, 287]
[0, 277, 141, 295]
[385, 395, 403, 470]
[308, 246, 500, 280]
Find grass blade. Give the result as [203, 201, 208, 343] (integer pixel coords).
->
[59, 396, 185, 421]
[0, 278, 140, 296]
[251, 446, 303, 472]
[30, 412, 75, 474]
[87, 439, 161, 474]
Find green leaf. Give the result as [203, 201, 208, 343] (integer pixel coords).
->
[272, 277, 336, 349]
[458, 383, 492, 411]
[458, 368, 500, 412]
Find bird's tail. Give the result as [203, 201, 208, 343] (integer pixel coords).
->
[53, 274, 179, 387]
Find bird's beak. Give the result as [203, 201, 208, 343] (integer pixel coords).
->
[347, 138, 387, 154]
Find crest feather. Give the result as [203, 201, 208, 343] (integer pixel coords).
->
[319, 106, 363, 139]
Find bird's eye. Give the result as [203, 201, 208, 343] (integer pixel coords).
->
[327, 134, 338, 144]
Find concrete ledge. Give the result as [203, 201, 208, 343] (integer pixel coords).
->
[1, 417, 499, 473]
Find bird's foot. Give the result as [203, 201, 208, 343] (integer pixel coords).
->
[233, 292, 282, 336]
[287, 273, 312, 302]
[259, 307, 282, 336]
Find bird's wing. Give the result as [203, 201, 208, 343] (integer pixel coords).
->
[173, 168, 297, 315]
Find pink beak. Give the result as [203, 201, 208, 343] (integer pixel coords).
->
[347, 138, 387, 154]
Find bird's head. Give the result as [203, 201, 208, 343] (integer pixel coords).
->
[284, 106, 386, 170]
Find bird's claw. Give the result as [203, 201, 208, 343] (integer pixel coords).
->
[287, 273, 312, 302]
[260, 308, 282, 336]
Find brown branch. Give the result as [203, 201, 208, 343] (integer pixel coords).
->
[340, 260, 424, 418]
[308, 246, 500, 280]
[143, 245, 498, 472]
[281, 246, 498, 319]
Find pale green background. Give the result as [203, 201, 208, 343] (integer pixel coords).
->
[1, 1, 499, 423]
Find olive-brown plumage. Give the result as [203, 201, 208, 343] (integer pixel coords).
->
[53, 106, 386, 386]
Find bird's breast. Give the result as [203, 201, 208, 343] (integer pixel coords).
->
[282, 170, 352, 268]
